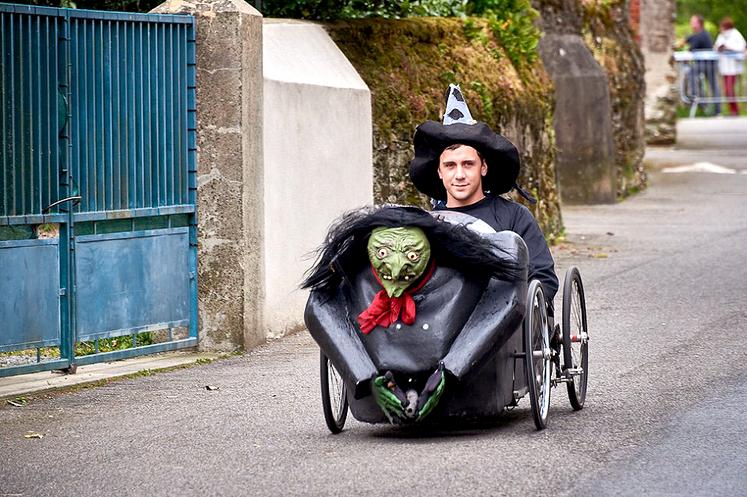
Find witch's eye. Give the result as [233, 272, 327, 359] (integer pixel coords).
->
[407, 251, 419, 262]
[376, 248, 389, 259]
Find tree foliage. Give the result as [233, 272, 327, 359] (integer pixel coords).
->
[262, 0, 540, 68]
[261, 0, 536, 21]
[676, 0, 747, 35]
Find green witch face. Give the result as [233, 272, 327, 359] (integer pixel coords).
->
[367, 226, 431, 297]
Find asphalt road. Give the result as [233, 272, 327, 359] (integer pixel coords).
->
[2, 120, 747, 497]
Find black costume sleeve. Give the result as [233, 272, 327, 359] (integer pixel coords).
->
[441, 231, 528, 380]
[304, 291, 378, 399]
[510, 204, 559, 304]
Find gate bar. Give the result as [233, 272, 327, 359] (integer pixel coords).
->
[0, 359, 70, 378]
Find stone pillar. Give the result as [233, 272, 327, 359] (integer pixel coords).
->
[536, 0, 617, 204]
[640, 0, 677, 145]
[152, 0, 265, 350]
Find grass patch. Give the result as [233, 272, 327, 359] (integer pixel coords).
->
[0, 332, 157, 362]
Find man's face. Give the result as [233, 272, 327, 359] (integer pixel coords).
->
[437, 145, 487, 207]
[690, 16, 702, 32]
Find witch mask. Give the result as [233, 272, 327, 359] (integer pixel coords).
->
[367, 226, 431, 297]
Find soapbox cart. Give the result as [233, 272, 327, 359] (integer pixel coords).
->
[305, 211, 589, 432]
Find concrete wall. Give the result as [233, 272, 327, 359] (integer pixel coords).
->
[262, 21, 373, 339]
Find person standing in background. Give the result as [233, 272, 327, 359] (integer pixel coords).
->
[684, 14, 720, 116]
[715, 17, 746, 116]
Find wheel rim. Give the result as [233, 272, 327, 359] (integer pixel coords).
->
[525, 283, 552, 426]
[327, 360, 346, 422]
[532, 294, 551, 421]
[569, 279, 587, 400]
[562, 269, 588, 410]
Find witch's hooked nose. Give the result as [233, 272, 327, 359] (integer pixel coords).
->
[389, 253, 407, 281]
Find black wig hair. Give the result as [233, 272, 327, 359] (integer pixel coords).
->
[301, 205, 525, 293]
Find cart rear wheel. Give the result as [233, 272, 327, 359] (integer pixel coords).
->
[320, 351, 349, 434]
[524, 280, 551, 430]
[562, 267, 589, 410]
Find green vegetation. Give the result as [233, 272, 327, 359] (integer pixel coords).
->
[674, 19, 719, 43]
[326, 17, 562, 237]
[676, 0, 747, 38]
[261, 0, 465, 19]
[676, 103, 747, 118]
[0, 225, 35, 241]
[74, 332, 155, 355]
[0, 332, 155, 361]
[261, 0, 535, 21]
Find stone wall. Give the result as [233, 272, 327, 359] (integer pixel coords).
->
[581, 0, 647, 197]
[535, 0, 618, 204]
[325, 18, 562, 239]
[639, 0, 677, 145]
[262, 20, 373, 339]
[533, 0, 647, 199]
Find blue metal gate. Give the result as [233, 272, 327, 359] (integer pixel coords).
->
[0, 4, 197, 377]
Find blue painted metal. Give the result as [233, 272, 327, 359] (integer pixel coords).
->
[74, 228, 191, 342]
[0, 205, 195, 226]
[0, 4, 194, 221]
[186, 23, 198, 341]
[0, 239, 61, 352]
[0, 7, 63, 219]
[0, 359, 70, 378]
[67, 10, 192, 215]
[0, 4, 198, 377]
[59, 3, 75, 377]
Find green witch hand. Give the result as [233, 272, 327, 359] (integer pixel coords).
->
[372, 375, 407, 423]
[416, 363, 446, 421]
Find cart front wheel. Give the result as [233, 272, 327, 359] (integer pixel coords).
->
[320, 351, 349, 434]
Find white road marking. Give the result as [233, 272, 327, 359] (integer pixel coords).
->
[662, 162, 738, 174]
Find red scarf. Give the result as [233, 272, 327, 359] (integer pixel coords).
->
[357, 261, 435, 334]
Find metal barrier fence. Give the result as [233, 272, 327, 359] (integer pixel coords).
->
[0, 4, 198, 377]
[674, 50, 747, 117]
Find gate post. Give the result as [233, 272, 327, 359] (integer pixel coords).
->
[152, 0, 265, 350]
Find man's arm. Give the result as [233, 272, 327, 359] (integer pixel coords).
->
[511, 204, 559, 305]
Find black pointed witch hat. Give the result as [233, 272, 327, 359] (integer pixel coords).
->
[409, 84, 530, 202]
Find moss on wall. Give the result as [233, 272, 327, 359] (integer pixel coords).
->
[325, 18, 562, 238]
[581, 0, 647, 198]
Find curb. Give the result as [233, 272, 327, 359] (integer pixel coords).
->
[0, 351, 224, 400]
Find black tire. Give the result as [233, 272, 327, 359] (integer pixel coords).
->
[562, 267, 589, 410]
[320, 351, 349, 434]
[524, 280, 551, 430]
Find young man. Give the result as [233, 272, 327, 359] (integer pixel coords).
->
[681, 14, 720, 116]
[409, 84, 559, 305]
